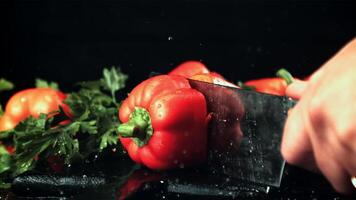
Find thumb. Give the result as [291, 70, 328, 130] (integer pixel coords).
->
[281, 103, 318, 172]
[286, 80, 308, 99]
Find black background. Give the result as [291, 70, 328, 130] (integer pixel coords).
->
[1, 0, 356, 98]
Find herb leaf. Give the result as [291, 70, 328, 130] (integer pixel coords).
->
[0, 78, 14, 92]
[35, 78, 59, 90]
[102, 67, 128, 103]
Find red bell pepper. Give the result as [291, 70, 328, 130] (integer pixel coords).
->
[0, 88, 71, 131]
[243, 69, 294, 96]
[168, 61, 210, 78]
[118, 75, 208, 170]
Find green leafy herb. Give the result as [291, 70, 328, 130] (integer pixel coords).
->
[0, 78, 14, 92]
[0, 105, 3, 116]
[0, 67, 128, 187]
[35, 78, 59, 90]
[0, 145, 11, 188]
[102, 67, 128, 103]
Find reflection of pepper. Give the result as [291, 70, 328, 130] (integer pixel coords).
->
[118, 75, 208, 170]
[116, 169, 161, 200]
[243, 69, 294, 96]
[0, 88, 71, 131]
[189, 79, 244, 154]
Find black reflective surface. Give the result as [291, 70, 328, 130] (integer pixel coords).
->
[6, 157, 356, 200]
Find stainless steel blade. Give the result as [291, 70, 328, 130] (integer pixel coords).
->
[188, 79, 297, 187]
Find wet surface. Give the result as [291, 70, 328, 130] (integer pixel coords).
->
[0, 151, 354, 200]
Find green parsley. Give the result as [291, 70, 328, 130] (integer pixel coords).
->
[0, 67, 128, 188]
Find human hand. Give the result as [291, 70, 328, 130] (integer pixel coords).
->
[281, 38, 356, 194]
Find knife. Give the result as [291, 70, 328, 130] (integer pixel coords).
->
[188, 79, 297, 187]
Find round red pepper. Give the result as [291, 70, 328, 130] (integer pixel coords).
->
[118, 75, 208, 170]
[169, 61, 230, 84]
[0, 88, 71, 131]
[168, 61, 210, 78]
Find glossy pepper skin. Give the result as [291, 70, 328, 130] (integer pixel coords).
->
[0, 88, 71, 131]
[168, 61, 210, 78]
[118, 75, 208, 170]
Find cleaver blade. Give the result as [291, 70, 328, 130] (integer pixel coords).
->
[188, 79, 297, 187]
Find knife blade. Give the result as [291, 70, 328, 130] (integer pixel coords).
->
[188, 79, 297, 187]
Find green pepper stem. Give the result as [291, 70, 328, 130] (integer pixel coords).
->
[118, 117, 148, 137]
[276, 68, 294, 85]
[117, 107, 153, 147]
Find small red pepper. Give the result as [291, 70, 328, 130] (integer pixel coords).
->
[0, 88, 71, 131]
[118, 75, 208, 170]
[243, 69, 294, 96]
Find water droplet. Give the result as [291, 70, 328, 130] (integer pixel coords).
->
[59, 190, 64, 195]
[112, 148, 117, 152]
[157, 103, 162, 108]
[160, 180, 164, 184]
[168, 36, 173, 41]
[225, 177, 230, 182]
[179, 163, 185, 169]
[82, 174, 87, 178]
[67, 164, 71, 168]
[266, 186, 270, 193]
